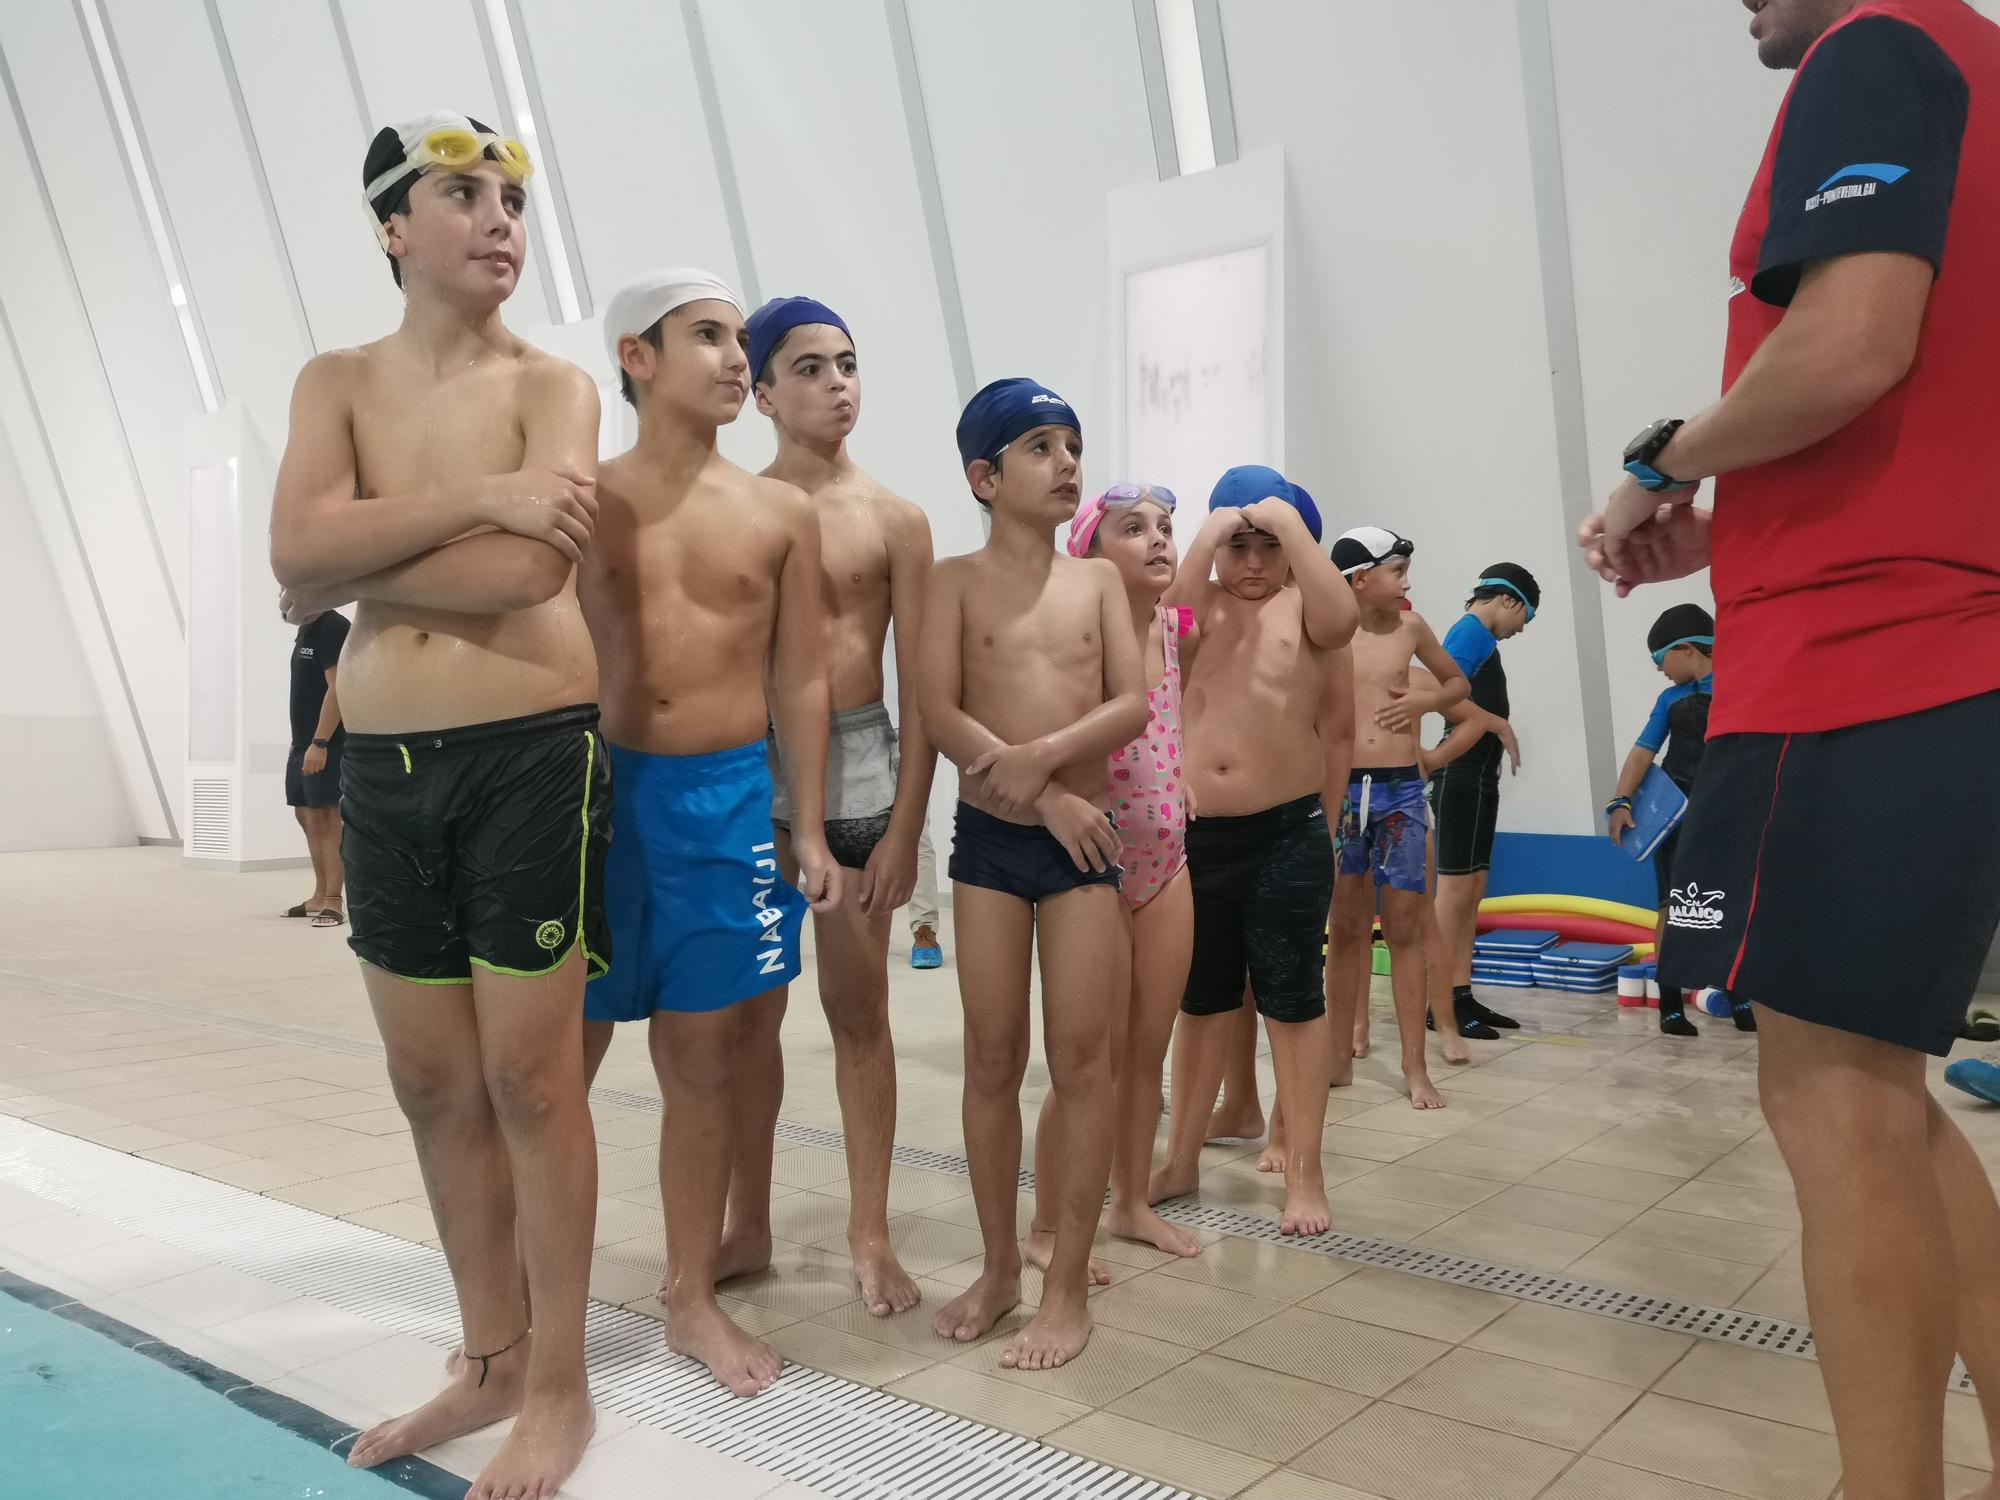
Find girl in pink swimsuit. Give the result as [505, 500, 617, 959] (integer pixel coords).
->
[1062, 483, 1203, 1259]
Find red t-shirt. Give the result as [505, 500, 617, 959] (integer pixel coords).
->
[1711, 0, 2000, 735]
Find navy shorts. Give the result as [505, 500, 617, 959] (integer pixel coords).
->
[1659, 690, 2000, 1056]
[948, 801, 1121, 903]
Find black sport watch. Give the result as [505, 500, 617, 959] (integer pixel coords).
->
[1623, 419, 1695, 493]
[311, 738, 331, 749]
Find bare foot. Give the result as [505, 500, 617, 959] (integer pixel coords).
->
[933, 1269, 1020, 1342]
[1000, 1295, 1093, 1370]
[850, 1232, 921, 1316]
[1104, 1201, 1201, 1258]
[1024, 1225, 1109, 1286]
[1204, 1101, 1266, 1143]
[1147, 1157, 1199, 1205]
[1406, 1070, 1447, 1110]
[1954, 1481, 1999, 1500]
[1439, 1031, 1473, 1066]
[465, 1385, 594, 1500]
[1352, 1033, 1370, 1060]
[348, 1342, 525, 1471]
[1281, 1169, 1331, 1237]
[665, 1297, 783, 1397]
[1329, 1059, 1355, 1089]
[706, 1225, 774, 1288]
[1256, 1138, 1289, 1174]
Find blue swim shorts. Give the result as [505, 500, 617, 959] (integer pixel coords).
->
[1336, 765, 1430, 894]
[584, 740, 805, 1020]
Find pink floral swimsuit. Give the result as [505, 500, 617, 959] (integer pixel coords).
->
[1109, 605, 1193, 911]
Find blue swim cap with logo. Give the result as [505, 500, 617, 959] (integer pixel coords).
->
[955, 378, 1081, 478]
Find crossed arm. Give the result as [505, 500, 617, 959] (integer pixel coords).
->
[271, 355, 600, 615]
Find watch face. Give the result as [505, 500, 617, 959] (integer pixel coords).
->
[1624, 420, 1668, 465]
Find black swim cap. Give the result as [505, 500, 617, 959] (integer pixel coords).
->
[1470, 561, 1540, 612]
[1648, 602, 1715, 656]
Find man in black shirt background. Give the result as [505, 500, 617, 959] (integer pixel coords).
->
[286, 607, 349, 926]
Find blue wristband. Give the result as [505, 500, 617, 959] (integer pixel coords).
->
[1624, 460, 1696, 494]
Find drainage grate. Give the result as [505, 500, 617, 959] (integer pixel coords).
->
[0, 1117, 1192, 1500]
[3, 967, 1973, 1395]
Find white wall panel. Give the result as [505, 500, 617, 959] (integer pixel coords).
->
[107, 0, 313, 454]
[212, 0, 400, 356]
[906, 0, 1156, 457]
[1219, 0, 1591, 834]
[513, 0, 738, 384]
[0, 386, 136, 850]
[1549, 0, 1786, 752]
[0, 0, 197, 614]
[0, 50, 183, 840]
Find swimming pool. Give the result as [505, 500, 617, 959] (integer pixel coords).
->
[0, 1270, 465, 1499]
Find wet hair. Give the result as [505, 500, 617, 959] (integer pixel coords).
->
[616, 318, 666, 407]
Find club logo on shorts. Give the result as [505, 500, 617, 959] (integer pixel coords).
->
[1666, 882, 1726, 932]
[534, 919, 566, 951]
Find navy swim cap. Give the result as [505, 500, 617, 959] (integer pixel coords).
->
[955, 378, 1081, 478]
[746, 296, 851, 387]
[1209, 464, 1322, 542]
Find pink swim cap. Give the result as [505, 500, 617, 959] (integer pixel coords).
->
[1066, 483, 1178, 557]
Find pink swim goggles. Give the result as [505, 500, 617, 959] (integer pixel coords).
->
[1066, 483, 1178, 557]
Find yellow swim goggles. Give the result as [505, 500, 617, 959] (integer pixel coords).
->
[365, 126, 533, 208]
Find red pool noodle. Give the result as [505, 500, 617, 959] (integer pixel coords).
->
[1477, 911, 1655, 946]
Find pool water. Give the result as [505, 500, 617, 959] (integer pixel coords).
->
[0, 1284, 463, 1499]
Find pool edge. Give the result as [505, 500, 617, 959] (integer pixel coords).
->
[0, 1267, 469, 1500]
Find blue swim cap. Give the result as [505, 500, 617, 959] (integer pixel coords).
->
[955, 378, 1081, 478]
[746, 296, 851, 387]
[1209, 464, 1322, 542]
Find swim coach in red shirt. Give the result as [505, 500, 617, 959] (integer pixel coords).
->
[1579, 1, 2000, 1492]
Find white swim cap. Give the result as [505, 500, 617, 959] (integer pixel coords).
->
[603, 268, 744, 374]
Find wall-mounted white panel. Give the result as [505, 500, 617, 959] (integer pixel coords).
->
[1125, 244, 1268, 522]
[0, 419, 134, 851]
[513, 0, 738, 392]
[106, 0, 313, 458]
[1219, 0, 1589, 834]
[0, 0, 198, 612]
[212, 0, 401, 356]
[0, 52, 184, 839]
[1549, 0, 1786, 749]
[906, 0, 1156, 463]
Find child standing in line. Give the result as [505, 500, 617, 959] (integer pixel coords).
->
[1327, 527, 1468, 1109]
[919, 379, 1147, 1371]
[1606, 603, 1755, 1037]
[1058, 483, 1204, 1259]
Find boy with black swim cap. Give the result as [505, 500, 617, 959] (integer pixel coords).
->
[271, 110, 606, 1499]
[1605, 603, 1753, 1037]
[1432, 562, 1537, 1038]
[919, 378, 1146, 1370]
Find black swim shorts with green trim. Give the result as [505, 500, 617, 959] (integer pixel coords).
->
[340, 705, 612, 984]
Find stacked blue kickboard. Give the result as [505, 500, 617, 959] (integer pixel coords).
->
[1472, 931, 1634, 995]
[1532, 941, 1636, 994]
[1470, 930, 1558, 989]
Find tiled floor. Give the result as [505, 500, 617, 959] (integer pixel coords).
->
[1, 847, 1997, 1499]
